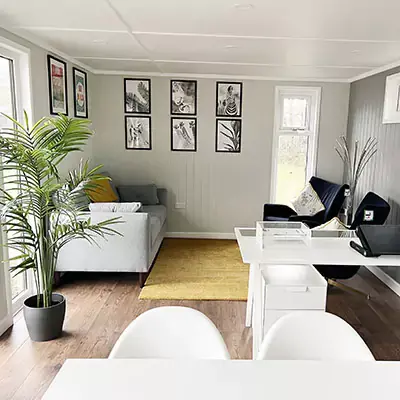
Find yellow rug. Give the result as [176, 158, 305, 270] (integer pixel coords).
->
[139, 239, 249, 300]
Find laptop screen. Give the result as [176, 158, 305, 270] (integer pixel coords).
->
[358, 225, 400, 256]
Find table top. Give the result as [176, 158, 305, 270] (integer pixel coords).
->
[43, 359, 400, 400]
[235, 227, 400, 266]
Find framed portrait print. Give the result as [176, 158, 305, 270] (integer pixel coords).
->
[73, 67, 88, 118]
[125, 116, 152, 150]
[171, 80, 197, 115]
[383, 71, 400, 123]
[124, 78, 151, 114]
[47, 55, 68, 115]
[216, 118, 242, 153]
[216, 82, 242, 117]
[171, 117, 197, 152]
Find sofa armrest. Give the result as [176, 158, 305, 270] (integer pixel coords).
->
[157, 188, 167, 207]
[263, 204, 297, 220]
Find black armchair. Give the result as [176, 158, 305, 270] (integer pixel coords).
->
[315, 192, 391, 298]
[263, 176, 349, 228]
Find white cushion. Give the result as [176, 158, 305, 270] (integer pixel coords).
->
[89, 202, 142, 213]
[290, 183, 325, 216]
[312, 217, 348, 231]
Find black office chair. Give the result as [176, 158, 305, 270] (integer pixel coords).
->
[263, 176, 348, 228]
[315, 192, 391, 298]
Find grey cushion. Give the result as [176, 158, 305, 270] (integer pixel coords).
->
[117, 184, 159, 205]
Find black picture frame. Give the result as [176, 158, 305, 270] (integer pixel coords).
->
[171, 117, 197, 152]
[47, 55, 68, 116]
[215, 118, 242, 153]
[125, 116, 152, 150]
[72, 67, 88, 118]
[216, 81, 243, 117]
[124, 78, 151, 114]
[170, 79, 197, 116]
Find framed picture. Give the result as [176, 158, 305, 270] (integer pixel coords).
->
[73, 67, 88, 118]
[125, 116, 152, 150]
[383, 71, 400, 123]
[171, 117, 197, 152]
[124, 78, 151, 114]
[47, 55, 68, 115]
[171, 80, 197, 115]
[216, 82, 242, 117]
[216, 119, 242, 153]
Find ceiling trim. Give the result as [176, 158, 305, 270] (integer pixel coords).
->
[2, 25, 95, 73]
[348, 58, 400, 82]
[93, 68, 350, 83]
[75, 56, 372, 70]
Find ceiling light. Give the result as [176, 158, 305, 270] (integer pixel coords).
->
[234, 3, 254, 11]
[225, 45, 239, 49]
[351, 49, 361, 54]
[92, 39, 107, 44]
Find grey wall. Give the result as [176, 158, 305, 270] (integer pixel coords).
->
[347, 66, 400, 283]
[92, 75, 350, 234]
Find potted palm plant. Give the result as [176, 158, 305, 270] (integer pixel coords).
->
[0, 112, 120, 341]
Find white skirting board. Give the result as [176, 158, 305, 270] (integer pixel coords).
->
[166, 232, 236, 240]
[366, 266, 400, 298]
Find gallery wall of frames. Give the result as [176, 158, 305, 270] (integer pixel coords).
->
[123, 78, 243, 153]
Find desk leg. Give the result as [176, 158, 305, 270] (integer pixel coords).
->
[245, 264, 255, 327]
[252, 263, 263, 359]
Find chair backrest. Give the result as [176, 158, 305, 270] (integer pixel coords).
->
[309, 176, 348, 222]
[109, 306, 230, 359]
[257, 311, 375, 361]
[350, 192, 390, 229]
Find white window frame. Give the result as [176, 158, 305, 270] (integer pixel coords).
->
[0, 37, 34, 315]
[270, 86, 321, 203]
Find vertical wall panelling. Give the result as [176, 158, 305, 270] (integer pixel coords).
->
[347, 66, 400, 283]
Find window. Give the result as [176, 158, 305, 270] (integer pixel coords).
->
[0, 40, 33, 314]
[271, 87, 321, 205]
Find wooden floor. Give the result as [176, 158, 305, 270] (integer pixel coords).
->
[1, 266, 400, 399]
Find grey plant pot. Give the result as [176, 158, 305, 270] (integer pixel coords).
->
[23, 293, 66, 342]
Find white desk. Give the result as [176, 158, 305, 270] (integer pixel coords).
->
[234, 227, 400, 357]
[44, 359, 400, 400]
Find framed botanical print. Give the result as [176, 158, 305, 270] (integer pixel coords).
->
[73, 67, 88, 118]
[170, 80, 197, 115]
[216, 119, 242, 153]
[171, 117, 197, 152]
[125, 116, 152, 150]
[216, 82, 243, 117]
[124, 78, 151, 114]
[47, 55, 68, 115]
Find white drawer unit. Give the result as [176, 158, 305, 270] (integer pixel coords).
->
[260, 264, 327, 341]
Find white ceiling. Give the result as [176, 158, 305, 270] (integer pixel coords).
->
[1, 0, 400, 81]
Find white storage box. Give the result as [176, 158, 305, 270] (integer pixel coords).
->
[256, 221, 310, 249]
[260, 264, 327, 336]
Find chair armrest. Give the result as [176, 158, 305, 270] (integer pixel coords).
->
[288, 210, 325, 228]
[263, 204, 297, 220]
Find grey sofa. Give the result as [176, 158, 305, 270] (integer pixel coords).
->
[56, 186, 167, 287]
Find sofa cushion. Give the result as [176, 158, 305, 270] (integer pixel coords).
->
[142, 205, 167, 245]
[87, 179, 119, 203]
[290, 183, 325, 216]
[117, 184, 159, 205]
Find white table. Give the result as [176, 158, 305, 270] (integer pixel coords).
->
[234, 227, 400, 357]
[44, 359, 400, 399]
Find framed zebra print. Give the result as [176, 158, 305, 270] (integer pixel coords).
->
[216, 82, 243, 117]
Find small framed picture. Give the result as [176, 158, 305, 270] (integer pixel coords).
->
[47, 55, 68, 115]
[171, 117, 197, 152]
[171, 80, 197, 115]
[125, 116, 152, 150]
[216, 119, 242, 153]
[73, 67, 88, 118]
[124, 78, 151, 114]
[216, 82, 242, 117]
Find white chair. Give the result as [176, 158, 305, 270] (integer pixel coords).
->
[257, 311, 375, 361]
[109, 306, 230, 359]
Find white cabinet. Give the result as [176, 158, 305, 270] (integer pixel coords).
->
[260, 264, 327, 347]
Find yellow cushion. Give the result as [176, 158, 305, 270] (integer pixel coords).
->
[87, 179, 118, 203]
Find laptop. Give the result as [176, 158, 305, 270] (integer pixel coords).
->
[350, 225, 400, 257]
